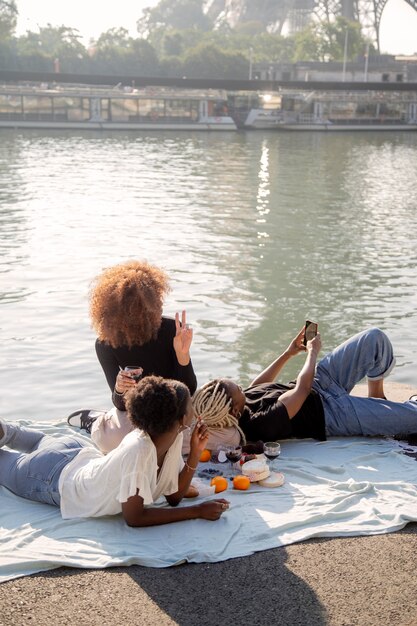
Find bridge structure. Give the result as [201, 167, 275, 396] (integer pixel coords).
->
[288, 0, 417, 51]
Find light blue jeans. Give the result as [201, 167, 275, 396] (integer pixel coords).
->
[312, 327, 417, 437]
[0, 421, 87, 506]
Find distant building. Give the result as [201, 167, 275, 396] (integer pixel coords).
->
[252, 55, 417, 83]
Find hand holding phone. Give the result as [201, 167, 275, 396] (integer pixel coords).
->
[303, 320, 318, 346]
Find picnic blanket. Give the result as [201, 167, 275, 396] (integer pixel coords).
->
[2, 420, 417, 583]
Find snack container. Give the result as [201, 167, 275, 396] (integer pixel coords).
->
[241, 459, 270, 482]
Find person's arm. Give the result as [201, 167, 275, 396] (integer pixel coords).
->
[278, 334, 322, 419]
[250, 328, 306, 386]
[173, 361, 197, 395]
[95, 341, 127, 411]
[172, 310, 197, 394]
[122, 494, 229, 527]
[165, 420, 208, 506]
[121, 421, 230, 526]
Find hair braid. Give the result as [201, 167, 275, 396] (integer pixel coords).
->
[192, 380, 246, 444]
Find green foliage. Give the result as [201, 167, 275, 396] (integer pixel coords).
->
[94, 27, 132, 51]
[153, 27, 294, 66]
[294, 18, 367, 62]
[234, 21, 265, 36]
[90, 28, 159, 75]
[0, 0, 17, 40]
[182, 43, 248, 79]
[0, 0, 377, 78]
[148, 26, 202, 58]
[92, 36, 159, 75]
[249, 33, 295, 63]
[159, 55, 184, 77]
[16, 24, 87, 72]
[138, 0, 212, 36]
[293, 25, 321, 62]
[321, 17, 365, 61]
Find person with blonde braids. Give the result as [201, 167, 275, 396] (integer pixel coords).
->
[182, 380, 245, 454]
[190, 326, 417, 445]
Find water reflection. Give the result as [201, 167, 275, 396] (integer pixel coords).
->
[0, 129, 416, 420]
[0, 133, 31, 278]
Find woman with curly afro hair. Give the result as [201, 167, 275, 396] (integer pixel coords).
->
[69, 260, 197, 453]
[1, 377, 229, 526]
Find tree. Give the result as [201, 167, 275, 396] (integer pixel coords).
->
[91, 29, 159, 75]
[151, 27, 204, 58]
[159, 54, 184, 77]
[319, 17, 365, 62]
[182, 42, 248, 79]
[293, 25, 321, 62]
[94, 27, 132, 51]
[16, 24, 87, 71]
[234, 21, 265, 36]
[138, 0, 212, 37]
[293, 18, 367, 62]
[0, 0, 17, 40]
[161, 31, 183, 56]
[246, 33, 295, 63]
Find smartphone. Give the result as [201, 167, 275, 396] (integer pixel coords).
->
[303, 320, 318, 346]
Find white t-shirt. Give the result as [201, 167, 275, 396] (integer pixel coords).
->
[58, 430, 184, 519]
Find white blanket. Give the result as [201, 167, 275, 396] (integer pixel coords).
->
[2, 421, 417, 583]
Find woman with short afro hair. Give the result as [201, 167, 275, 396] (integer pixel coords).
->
[90, 260, 171, 350]
[71, 260, 197, 453]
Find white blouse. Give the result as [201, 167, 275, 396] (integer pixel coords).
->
[58, 430, 184, 519]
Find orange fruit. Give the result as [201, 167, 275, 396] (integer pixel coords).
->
[210, 476, 228, 493]
[233, 475, 251, 491]
[199, 449, 211, 463]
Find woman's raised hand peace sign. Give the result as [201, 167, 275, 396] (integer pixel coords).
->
[173, 310, 193, 365]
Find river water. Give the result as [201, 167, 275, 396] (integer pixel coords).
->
[1, 128, 417, 421]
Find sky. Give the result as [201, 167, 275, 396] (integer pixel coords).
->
[14, 0, 417, 55]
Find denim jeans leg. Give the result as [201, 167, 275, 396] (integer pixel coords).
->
[0, 436, 87, 506]
[324, 395, 417, 437]
[313, 328, 396, 437]
[315, 327, 395, 393]
[0, 419, 45, 452]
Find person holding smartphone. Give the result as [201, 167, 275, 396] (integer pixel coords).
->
[192, 326, 417, 445]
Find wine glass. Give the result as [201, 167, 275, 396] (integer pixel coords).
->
[263, 441, 281, 471]
[124, 365, 143, 382]
[224, 445, 242, 475]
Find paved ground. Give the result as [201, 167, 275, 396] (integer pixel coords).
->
[1, 382, 417, 626]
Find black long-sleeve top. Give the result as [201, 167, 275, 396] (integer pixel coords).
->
[95, 316, 197, 411]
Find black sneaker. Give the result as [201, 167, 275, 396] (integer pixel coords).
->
[67, 409, 106, 434]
